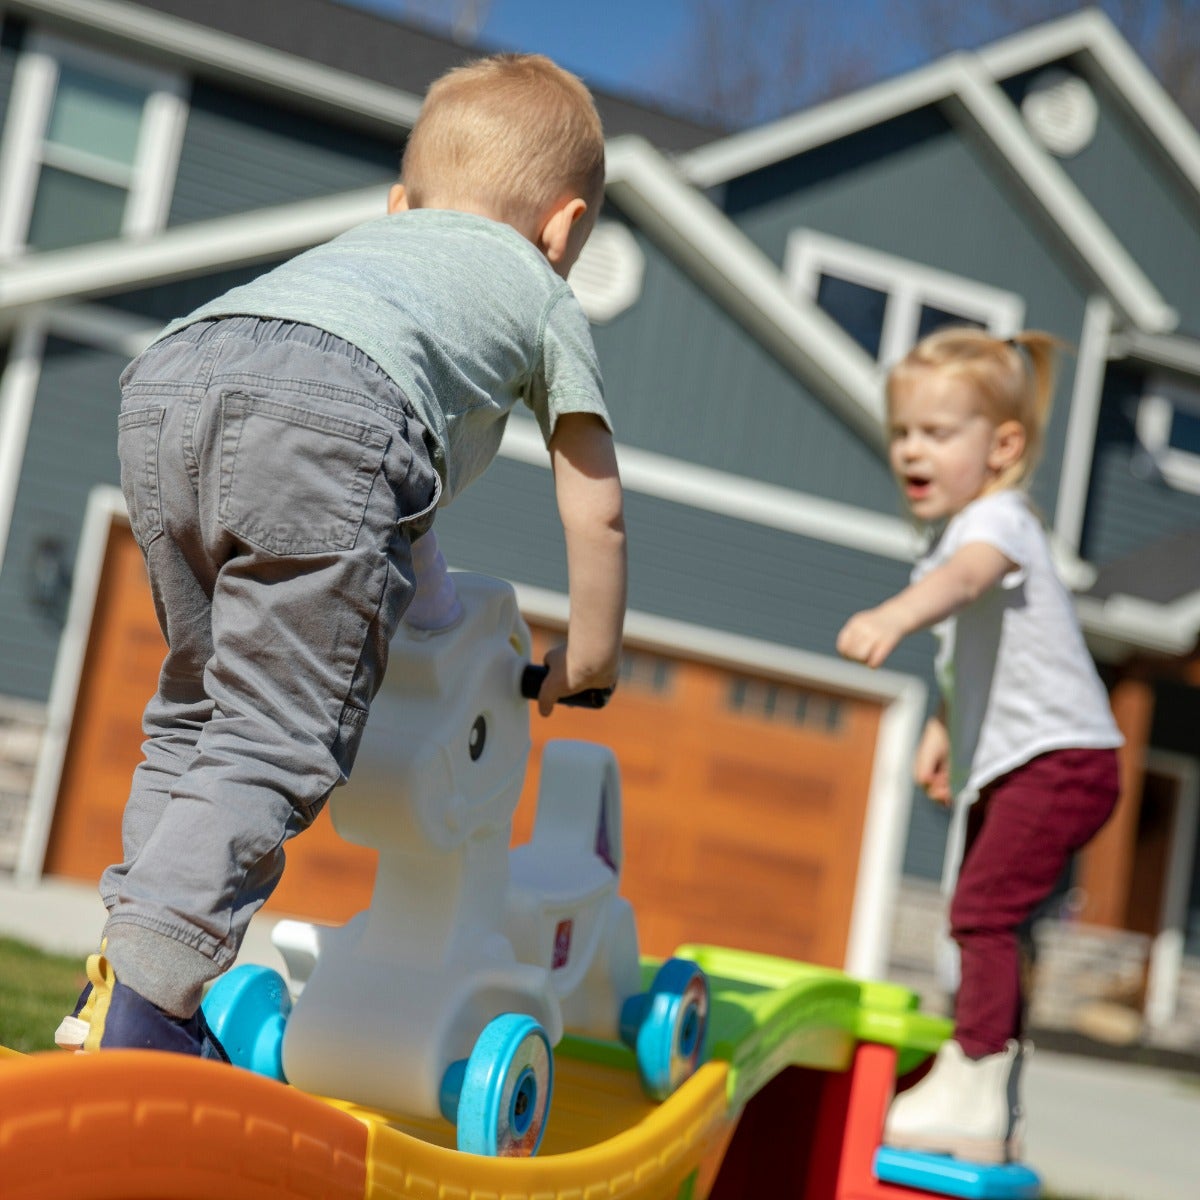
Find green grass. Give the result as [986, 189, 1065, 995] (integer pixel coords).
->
[0, 936, 86, 1052]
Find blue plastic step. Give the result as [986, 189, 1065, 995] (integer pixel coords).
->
[873, 1147, 1041, 1199]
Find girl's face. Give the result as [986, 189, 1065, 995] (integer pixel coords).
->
[887, 367, 1019, 522]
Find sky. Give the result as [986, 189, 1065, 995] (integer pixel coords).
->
[331, 2, 1191, 133]
[330, 0, 1088, 129]
[339, 0, 702, 113]
[334, 0, 929, 126]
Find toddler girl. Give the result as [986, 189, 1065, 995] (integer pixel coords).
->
[837, 327, 1121, 1163]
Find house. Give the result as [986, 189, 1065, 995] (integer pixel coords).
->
[1, 1, 1198, 1045]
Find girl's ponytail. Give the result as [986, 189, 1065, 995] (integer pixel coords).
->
[1010, 330, 1061, 455]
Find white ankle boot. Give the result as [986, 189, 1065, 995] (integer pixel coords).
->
[883, 1038, 1026, 1163]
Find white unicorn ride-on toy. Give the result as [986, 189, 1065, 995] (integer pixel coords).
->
[202, 535, 708, 1157]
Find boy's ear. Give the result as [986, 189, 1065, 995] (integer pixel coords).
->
[387, 184, 409, 214]
[989, 420, 1026, 471]
[538, 196, 588, 268]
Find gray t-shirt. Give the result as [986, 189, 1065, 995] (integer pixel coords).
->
[159, 209, 611, 503]
[914, 490, 1122, 797]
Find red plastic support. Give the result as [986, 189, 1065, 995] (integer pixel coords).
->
[806, 1041, 944, 1200]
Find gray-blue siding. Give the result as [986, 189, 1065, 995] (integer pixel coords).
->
[167, 80, 401, 225]
[1082, 363, 1200, 566]
[594, 211, 899, 514]
[718, 105, 1094, 522]
[0, 337, 125, 701]
[0, 16, 19, 127]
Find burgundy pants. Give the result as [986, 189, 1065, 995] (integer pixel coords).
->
[950, 747, 1120, 1058]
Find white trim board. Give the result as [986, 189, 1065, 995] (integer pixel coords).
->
[0, 320, 45, 579]
[1142, 750, 1199, 1032]
[17, 484, 127, 884]
[6, 0, 423, 129]
[514, 579, 927, 980]
[502, 417, 918, 563]
[1054, 295, 1114, 550]
[0, 186, 390, 321]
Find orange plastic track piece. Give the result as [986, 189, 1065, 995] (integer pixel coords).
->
[0, 1050, 368, 1200]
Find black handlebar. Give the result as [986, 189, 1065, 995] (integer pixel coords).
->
[520, 664, 613, 709]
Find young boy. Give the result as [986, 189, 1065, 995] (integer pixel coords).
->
[58, 53, 625, 1056]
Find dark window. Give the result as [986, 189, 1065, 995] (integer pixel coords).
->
[815, 273, 887, 358]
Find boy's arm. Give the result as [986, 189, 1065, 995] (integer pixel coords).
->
[538, 412, 626, 716]
[836, 541, 1016, 669]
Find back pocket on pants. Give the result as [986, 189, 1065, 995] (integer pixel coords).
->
[117, 406, 166, 552]
[219, 391, 390, 555]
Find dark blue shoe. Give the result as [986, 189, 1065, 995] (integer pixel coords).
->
[96, 978, 230, 1060]
[64, 951, 229, 1060]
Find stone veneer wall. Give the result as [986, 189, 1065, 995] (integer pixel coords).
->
[887, 878, 1200, 1056]
[0, 702, 44, 870]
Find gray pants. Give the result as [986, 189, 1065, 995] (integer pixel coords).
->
[102, 317, 440, 1017]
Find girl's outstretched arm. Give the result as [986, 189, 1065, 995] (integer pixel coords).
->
[836, 541, 1016, 668]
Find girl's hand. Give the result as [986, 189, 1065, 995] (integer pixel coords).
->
[914, 716, 952, 806]
[836, 606, 908, 668]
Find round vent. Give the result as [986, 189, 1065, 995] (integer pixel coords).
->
[567, 220, 645, 323]
[1020, 68, 1099, 158]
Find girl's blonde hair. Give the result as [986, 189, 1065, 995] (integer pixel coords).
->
[401, 53, 605, 232]
[887, 326, 1064, 491]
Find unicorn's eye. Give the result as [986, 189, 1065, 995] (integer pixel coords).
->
[468, 715, 487, 762]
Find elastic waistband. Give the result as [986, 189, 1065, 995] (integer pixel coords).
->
[161, 317, 393, 383]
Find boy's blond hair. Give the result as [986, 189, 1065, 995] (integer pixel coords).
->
[401, 53, 605, 231]
[888, 326, 1064, 491]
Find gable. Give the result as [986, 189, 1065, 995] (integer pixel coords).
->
[1000, 63, 1200, 341]
[718, 105, 1096, 519]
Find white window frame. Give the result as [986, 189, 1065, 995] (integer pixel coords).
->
[784, 229, 1025, 370]
[0, 32, 187, 257]
[1135, 383, 1200, 495]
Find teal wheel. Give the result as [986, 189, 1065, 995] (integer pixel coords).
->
[451, 1013, 553, 1157]
[635, 957, 709, 1101]
[201, 964, 291, 1081]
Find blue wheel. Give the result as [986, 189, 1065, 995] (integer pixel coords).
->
[201, 964, 291, 1081]
[634, 957, 709, 1101]
[449, 1013, 553, 1157]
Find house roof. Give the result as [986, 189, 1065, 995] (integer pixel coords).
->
[679, 8, 1190, 337]
[4, 0, 721, 150]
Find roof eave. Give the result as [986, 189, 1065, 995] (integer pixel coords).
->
[1077, 592, 1200, 659]
[5, 0, 423, 129]
[0, 187, 389, 324]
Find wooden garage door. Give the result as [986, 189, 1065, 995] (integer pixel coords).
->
[519, 634, 881, 969]
[44, 520, 880, 968]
